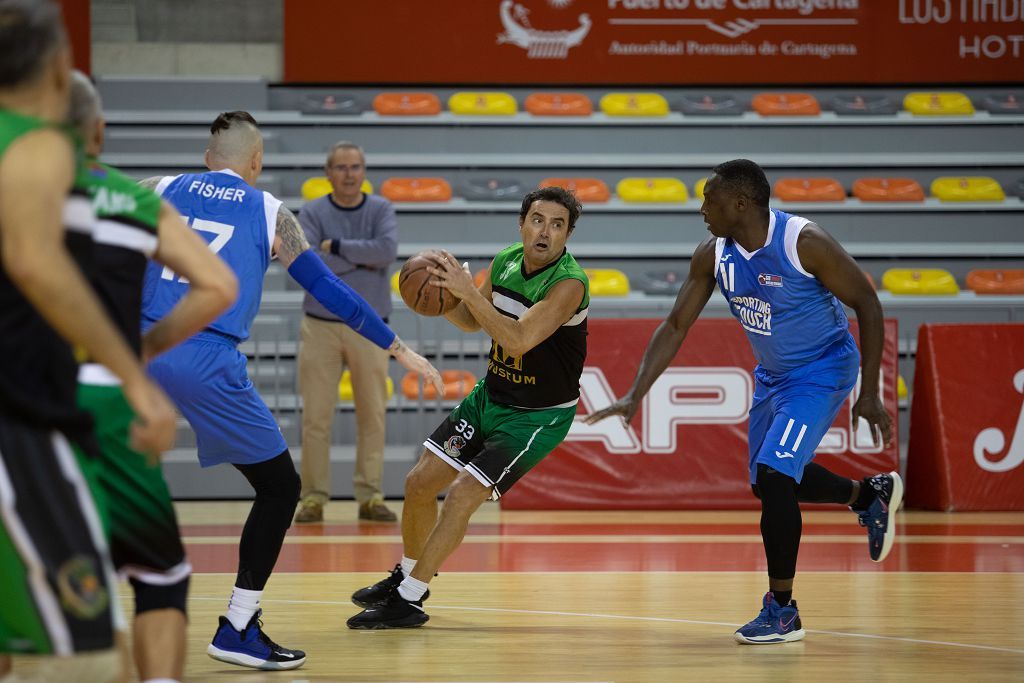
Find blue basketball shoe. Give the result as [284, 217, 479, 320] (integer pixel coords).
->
[856, 471, 904, 562]
[734, 592, 805, 644]
[207, 609, 306, 670]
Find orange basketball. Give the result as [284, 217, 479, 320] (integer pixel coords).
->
[398, 251, 458, 316]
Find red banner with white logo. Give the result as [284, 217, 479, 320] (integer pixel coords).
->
[284, 1, 1022, 84]
[907, 324, 1024, 511]
[501, 318, 899, 510]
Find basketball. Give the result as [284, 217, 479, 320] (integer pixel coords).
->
[398, 251, 458, 316]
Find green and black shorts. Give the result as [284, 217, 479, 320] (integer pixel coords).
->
[424, 380, 576, 499]
[0, 412, 116, 655]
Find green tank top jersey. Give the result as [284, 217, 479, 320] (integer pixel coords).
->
[75, 158, 160, 357]
[0, 109, 92, 434]
[485, 243, 589, 409]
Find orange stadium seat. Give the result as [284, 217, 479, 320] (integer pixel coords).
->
[539, 178, 610, 203]
[599, 93, 669, 117]
[373, 92, 441, 116]
[752, 93, 820, 116]
[930, 176, 1005, 202]
[852, 178, 925, 202]
[449, 92, 517, 115]
[525, 93, 592, 116]
[585, 268, 630, 296]
[882, 268, 959, 295]
[966, 269, 1024, 295]
[774, 178, 846, 202]
[474, 269, 489, 289]
[617, 177, 688, 202]
[402, 370, 476, 401]
[381, 177, 452, 202]
[339, 370, 393, 402]
[903, 92, 974, 115]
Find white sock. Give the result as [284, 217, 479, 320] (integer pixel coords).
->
[397, 575, 429, 602]
[143, 679, 180, 683]
[226, 586, 262, 632]
[400, 555, 417, 578]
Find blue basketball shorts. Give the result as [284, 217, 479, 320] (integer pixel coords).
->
[748, 335, 859, 485]
[147, 333, 287, 467]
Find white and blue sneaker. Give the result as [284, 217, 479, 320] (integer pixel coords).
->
[857, 471, 904, 562]
[734, 592, 805, 644]
[207, 609, 306, 670]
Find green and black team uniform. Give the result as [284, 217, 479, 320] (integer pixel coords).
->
[0, 110, 116, 655]
[425, 243, 589, 498]
[73, 158, 191, 604]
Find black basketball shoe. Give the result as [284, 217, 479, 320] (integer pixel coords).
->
[351, 564, 430, 607]
[347, 591, 429, 630]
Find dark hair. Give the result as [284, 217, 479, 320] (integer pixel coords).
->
[210, 110, 258, 134]
[0, 0, 66, 88]
[518, 186, 583, 231]
[711, 158, 771, 208]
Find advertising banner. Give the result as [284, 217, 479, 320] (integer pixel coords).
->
[284, 1, 1023, 84]
[907, 323, 1024, 511]
[501, 318, 899, 510]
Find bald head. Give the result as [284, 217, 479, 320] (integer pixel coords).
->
[67, 69, 102, 153]
[205, 111, 263, 182]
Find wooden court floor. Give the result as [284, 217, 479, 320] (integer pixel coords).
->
[13, 502, 1024, 682]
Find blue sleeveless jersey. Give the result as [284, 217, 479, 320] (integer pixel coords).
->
[142, 169, 280, 341]
[714, 208, 851, 375]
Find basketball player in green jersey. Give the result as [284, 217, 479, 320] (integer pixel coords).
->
[348, 185, 589, 629]
[0, 1, 176, 680]
[67, 71, 238, 683]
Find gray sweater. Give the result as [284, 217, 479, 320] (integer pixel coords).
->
[299, 193, 398, 320]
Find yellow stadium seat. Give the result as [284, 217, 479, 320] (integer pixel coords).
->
[302, 177, 372, 200]
[903, 92, 975, 115]
[391, 270, 401, 294]
[584, 268, 630, 297]
[448, 92, 517, 115]
[930, 176, 1005, 202]
[897, 375, 908, 400]
[882, 269, 959, 295]
[694, 177, 707, 200]
[339, 370, 393, 402]
[599, 93, 669, 117]
[617, 177, 688, 203]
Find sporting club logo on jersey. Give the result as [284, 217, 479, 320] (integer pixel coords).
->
[758, 273, 784, 288]
[56, 555, 109, 620]
[499, 259, 519, 282]
[729, 295, 772, 336]
[444, 435, 467, 458]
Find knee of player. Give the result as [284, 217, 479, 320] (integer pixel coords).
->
[444, 474, 492, 512]
[755, 463, 797, 498]
[130, 573, 190, 616]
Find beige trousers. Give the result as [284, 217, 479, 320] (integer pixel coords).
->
[298, 315, 389, 505]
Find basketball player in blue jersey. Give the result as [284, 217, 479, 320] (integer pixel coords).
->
[139, 111, 443, 671]
[587, 159, 902, 645]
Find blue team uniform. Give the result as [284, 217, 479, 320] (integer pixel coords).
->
[714, 208, 859, 484]
[142, 169, 287, 466]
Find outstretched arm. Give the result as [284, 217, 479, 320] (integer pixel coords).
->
[141, 200, 239, 360]
[585, 237, 718, 425]
[797, 223, 893, 447]
[274, 205, 443, 394]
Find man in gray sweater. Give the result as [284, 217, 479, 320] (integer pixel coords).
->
[295, 141, 399, 522]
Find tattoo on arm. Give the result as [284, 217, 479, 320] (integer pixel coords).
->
[275, 205, 311, 262]
[137, 176, 164, 191]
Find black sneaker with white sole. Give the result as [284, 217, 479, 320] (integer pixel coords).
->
[347, 591, 429, 629]
[856, 471, 904, 562]
[351, 564, 430, 607]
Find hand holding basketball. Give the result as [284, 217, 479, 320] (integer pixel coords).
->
[398, 251, 459, 316]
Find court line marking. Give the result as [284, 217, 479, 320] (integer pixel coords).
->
[181, 534, 1024, 545]
[188, 596, 1024, 655]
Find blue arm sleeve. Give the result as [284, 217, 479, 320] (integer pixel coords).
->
[287, 249, 396, 349]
